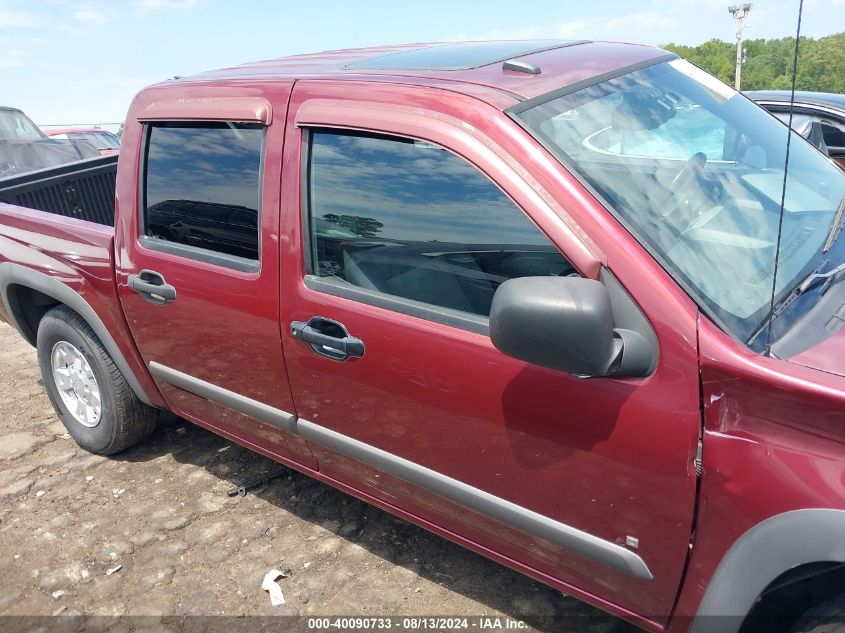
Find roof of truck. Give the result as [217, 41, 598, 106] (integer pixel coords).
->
[183, 40, 672, 105]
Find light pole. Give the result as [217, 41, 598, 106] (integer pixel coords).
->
[728, 3, 752, 90]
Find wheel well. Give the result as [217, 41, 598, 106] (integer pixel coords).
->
[740, 562, 845, 633]
[6, 284, 61, 345]
[1, 265, 156, 406]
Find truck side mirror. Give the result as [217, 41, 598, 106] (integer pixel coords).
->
[489, 276, 655, 378]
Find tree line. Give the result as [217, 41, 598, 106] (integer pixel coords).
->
[663, 31, 845, 93]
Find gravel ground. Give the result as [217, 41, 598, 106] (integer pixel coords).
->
[0, 321, 632, 631]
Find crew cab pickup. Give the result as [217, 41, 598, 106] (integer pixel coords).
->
[2, 40, 845, 633]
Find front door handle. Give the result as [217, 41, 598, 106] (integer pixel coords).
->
[128, 269, 176, 305]
[290, 317, 364, 361]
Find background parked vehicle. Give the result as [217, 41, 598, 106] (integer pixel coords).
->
[747, 90, 845, 167]
[44, 127, 121, 156]
[0, 106, 100, 177]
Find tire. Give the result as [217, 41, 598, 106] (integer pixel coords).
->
[791, 595, 845, 633]
[37, 305, 159, 455]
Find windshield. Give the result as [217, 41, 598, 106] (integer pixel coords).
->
[0, 109, 44, 141]
[514, 58, 845, 345]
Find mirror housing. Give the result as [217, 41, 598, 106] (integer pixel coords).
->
[489, 276, 655, 378]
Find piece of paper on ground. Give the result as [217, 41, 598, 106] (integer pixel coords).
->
[261, 569, 286, 606]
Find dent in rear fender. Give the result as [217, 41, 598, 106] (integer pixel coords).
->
[690, 509, 845, 633]
[0, 262, 154, 406]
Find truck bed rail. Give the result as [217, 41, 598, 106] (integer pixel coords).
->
[0, 155, 118, 227]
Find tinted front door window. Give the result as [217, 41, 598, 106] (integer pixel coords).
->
[308, 130, 574, 317]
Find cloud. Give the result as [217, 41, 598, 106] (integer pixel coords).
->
[26, 75, 160, 130]
[452, 19, 589, 42]
[0, 48, 22, 67]
[0, 2, 43, 29]
[555, 20, 588, 38]
[134, 0, 199, 13]
[604, 11, 678, 33]
[71, 3, 120, 26]
[452, 11, 679, 44]
[308, 133, 547, 245]
[56, 24, 87, 35]
[0, 1, 119, 35]
[483, 25, 543, 40]
[657, 0, 725, 7]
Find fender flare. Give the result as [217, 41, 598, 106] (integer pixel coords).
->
[691, 508, 845, 633]
[0, 262, 154, 406]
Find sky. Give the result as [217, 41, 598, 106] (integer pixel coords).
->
[2, 0, 844, 130]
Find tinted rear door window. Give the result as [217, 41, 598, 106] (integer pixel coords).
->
[144, 122, 264, 261]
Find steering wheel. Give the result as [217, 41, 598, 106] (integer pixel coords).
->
[661, 152, 708, 224]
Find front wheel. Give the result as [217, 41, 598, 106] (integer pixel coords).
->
[37, 305, 159, 455]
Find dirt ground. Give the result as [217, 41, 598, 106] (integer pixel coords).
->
[0, 321, 632, 631]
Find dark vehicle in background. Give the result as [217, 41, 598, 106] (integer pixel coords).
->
[0, 106, 100, 177]
[146, 199, 258, 259]
[44, 128, 121, 156]
[748, 91, 845, 167]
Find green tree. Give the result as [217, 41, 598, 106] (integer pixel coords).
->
[322, 213, 384, 238]
[663, 32, 845, 92]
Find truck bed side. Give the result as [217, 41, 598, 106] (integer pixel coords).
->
[0, 201, 163, 407]
[0, 154, 118, 226]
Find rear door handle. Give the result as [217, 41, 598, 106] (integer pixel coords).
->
[128, 269, 176, 305]
[290, 317, 364, 361]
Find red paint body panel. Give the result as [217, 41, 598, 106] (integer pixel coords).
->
[0, 203, 164, 406]
[670, 318, 845, 623]
[278, 80, 701, 623]
[2, 40, 845, 633]
[113, 80, 317, 469]
[193, 41, 667, 103]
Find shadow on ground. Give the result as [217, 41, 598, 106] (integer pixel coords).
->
[113, 417, 638, 633]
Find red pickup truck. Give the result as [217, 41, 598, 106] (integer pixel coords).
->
[1, 40, 844, 632]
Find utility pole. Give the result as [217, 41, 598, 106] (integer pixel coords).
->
[728, 3, 752, 90]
